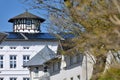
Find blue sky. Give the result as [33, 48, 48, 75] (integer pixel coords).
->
[0, 0, 47, 32]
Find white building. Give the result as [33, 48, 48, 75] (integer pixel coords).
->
[0, 11, 59, 80]
[23, 45, 95, 80]
[0, 11, 95, 80]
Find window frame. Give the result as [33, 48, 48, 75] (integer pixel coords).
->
[23, 78, 29, 80]
[0, 77, 4, 80]
[23, 55, 30, 65]
[76, 54, 82, 63]
[10, 77, 17, 80]
[0, 55, 3, 68]
[53, 61, 60, 72]
[26, 20, 32, 27]
[10, 55, 17, 68]
[70, 55, 76, 65]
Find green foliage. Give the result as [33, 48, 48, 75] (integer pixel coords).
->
[64, 0, 120, 56]
[64, 0, 120, 79]
[64, 0, 72, 8]
[99, 65, 120, 80]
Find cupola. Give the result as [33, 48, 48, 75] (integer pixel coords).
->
[8, 11, 45, 33]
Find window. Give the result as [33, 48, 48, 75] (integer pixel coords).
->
[23, 47, 29, 49]
[0, 55, 3, 68]
[17, 20, 21, 25]
[10, 55, 16, 68]
[53, 62, 60, 72]
[70, 55, 76, 65]
[10, 47, 16, 49]
[34, 67, 39, 77]
[76, 54, 82, 63]
[0, 78, 4, 80]
[10, 78, 17, 80]
[23, 78, 29, 80]
[44, 66, 48, 72]
[77, 75, 80, 80]
[70, 77, 73, 80]
[70, 56, 73, 65]
[23, 55, 30, 64]
[70, 54, 82, 65]
[26, 20, 32, 26]
[0, 47, 3, 49]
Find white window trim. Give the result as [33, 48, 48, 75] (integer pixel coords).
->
[23, 55, 30, 65]
[10, 77, 17, 80]
[10, 55, 17, 68]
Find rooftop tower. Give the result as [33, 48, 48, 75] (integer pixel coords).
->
[8, 11, 45, 33]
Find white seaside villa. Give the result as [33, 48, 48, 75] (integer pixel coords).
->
[0, 11, 94, 80]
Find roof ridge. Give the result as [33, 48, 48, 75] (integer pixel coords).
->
[41, 45, 55, 54]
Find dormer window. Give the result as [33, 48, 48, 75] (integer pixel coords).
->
[10, 47, 16, 49]
[23, 47, 29, 49]
[0, 47, 3, 49]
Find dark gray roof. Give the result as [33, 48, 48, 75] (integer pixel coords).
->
[23, 45, 57, 67]
[5, 32, 74, 41]
[5, 32, 57, 41]
[8, 11, 45, 23]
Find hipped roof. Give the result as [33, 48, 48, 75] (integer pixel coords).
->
[23, 45, 58, 67]
[5, 32, 74, 41]
[8, 11, 45, 23]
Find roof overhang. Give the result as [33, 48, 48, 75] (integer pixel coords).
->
[0, 33, 8, 44]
